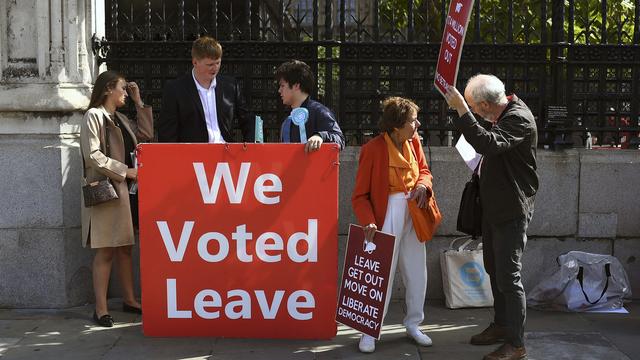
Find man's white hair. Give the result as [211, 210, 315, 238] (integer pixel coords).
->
[466, 74, 507, 105]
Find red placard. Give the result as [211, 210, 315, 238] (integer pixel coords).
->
[137, 143, 339, 338]
[336, 224, 396, 339]
[434, 0, 475, 96]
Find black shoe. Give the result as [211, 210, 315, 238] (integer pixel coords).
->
[122, 302, 142, 314]
[93, 311, 114, 327]
[470, 323, 507, 345]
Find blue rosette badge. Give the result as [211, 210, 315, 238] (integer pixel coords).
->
[290, 107, 309, 144]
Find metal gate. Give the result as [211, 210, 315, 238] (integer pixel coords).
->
[96, 0, 640, 147]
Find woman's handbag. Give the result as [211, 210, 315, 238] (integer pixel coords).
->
[81, 115, 119, 207]
[82, 178, 119, 207]
[407, 195, 442, 242]
[394, 168, 442, 242]
[457, 161, 482, 237]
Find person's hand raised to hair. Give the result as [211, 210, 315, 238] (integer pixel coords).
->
[127, 82, 144, 108]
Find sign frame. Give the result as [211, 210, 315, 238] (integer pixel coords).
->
[336, 224, 396, 339]
[137, 143, 339, 339]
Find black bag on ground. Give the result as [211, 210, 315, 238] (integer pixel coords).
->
[457, 164, 482, 237]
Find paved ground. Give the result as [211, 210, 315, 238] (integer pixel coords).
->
[0, 300, 637, 360]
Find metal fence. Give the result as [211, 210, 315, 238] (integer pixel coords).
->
[97, 0, 640, 147]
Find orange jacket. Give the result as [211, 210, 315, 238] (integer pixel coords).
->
[351, 133, 433, 228]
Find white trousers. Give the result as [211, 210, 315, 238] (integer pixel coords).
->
[381, 193, 428, 329]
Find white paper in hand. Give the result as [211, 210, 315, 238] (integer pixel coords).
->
[455, 135, 482, 171]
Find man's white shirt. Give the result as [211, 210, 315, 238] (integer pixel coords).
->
[192, 69, 225, 143]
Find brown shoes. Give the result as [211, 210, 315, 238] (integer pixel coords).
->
[483, 343, 527, 360]
[470, 323, 507, 345]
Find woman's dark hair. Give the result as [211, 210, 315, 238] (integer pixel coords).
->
[275, 60, 315, 95]
[378, 96, 420, 134]
[88, 70, 125, 109]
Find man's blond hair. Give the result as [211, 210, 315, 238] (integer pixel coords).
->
[192, 36, 222, 60]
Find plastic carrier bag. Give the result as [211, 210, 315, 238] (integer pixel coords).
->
[527, 251, 632, 312]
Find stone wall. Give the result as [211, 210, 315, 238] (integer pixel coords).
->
[0, 0, 95, 308]
[2, 139, 639, 308]
[105, 147, 639, 305]
[337, 148, 640, 301]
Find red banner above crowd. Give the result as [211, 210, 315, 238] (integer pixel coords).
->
[137, 143, 339, 338]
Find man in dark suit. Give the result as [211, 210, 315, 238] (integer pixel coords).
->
[275, 60, 345, 152]
[445, 74, 538, 360]
[158, 36, 253, 143]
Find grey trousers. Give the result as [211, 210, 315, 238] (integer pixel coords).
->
[482, 212, 532, 347]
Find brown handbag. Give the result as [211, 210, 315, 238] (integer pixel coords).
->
[82, 178, 118, 207]
[81, 115, 119, 207]
[394, 167, 442, 242]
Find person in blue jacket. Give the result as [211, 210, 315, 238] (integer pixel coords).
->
[275, 60, 345, 152]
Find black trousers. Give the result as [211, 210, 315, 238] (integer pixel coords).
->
[129, 193, 139, 228]
[482, 211, 532, 347]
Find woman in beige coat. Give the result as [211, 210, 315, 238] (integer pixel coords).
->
[80, 70, 153, 327]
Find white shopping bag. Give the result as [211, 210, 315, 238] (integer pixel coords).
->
[440, 236, 493, 309]
[527, 251, 631, 312]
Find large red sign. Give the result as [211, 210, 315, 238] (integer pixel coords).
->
[137, 143, 339, 338]
[336, 225, 396, 339]
[434, 0, 475, 96]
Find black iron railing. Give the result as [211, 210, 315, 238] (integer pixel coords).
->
[99, 0, 640, 147]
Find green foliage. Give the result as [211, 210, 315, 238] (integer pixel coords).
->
[377, 0, 637, 44]
[379, 0, 422, 29]
[572, 0, 636, 44]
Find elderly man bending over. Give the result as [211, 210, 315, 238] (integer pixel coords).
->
[445, 74, 539, 360]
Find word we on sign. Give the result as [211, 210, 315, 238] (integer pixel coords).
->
[434, 0, 475, 96]
[336, 225, 396, 339]
[137, 143, 339, 338]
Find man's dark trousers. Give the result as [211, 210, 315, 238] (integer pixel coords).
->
[482, 210, 532, 347]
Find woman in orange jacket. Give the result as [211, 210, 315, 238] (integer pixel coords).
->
[351, 97, 435, 353]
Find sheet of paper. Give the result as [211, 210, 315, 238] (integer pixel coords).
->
[455, 134, 482, 171]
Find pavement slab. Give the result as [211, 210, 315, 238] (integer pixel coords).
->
[525, 332, 631, 360]
[0, 301, 637, 360]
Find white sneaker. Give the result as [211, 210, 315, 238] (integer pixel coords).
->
[406, 327, 433, 347]
[358, 334, 376, 353]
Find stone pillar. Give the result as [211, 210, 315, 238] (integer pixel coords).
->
[0, 0, 98, 308]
